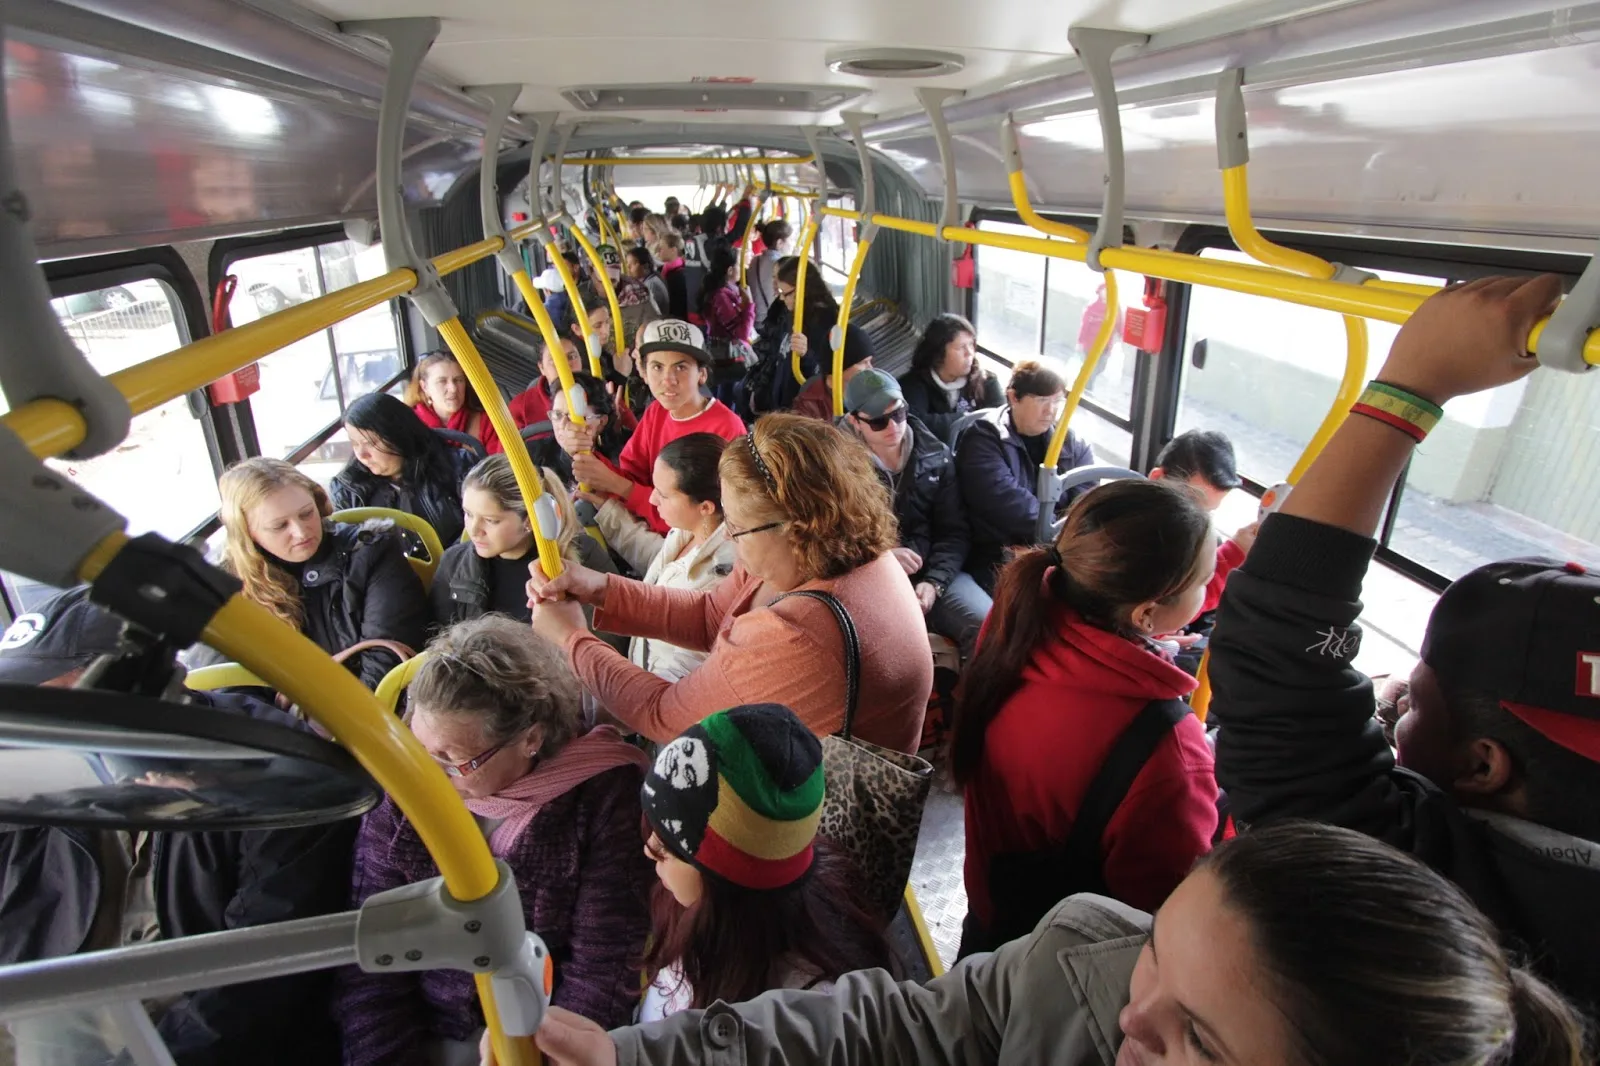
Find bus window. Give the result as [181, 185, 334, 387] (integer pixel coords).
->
[1, 278, 217, 614]
[226, 239, 404, 458]
[816, 195, 857, 281]
[974, 221, 1044, 365]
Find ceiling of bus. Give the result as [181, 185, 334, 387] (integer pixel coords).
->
[294, 0, 1335, 125]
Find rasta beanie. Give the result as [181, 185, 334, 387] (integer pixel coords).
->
[641, 704, 824, 890]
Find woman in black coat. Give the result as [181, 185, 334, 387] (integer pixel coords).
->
[331, 392, 471, 550]
[899, 313, 1004, 443]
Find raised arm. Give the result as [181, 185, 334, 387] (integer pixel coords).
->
[1211, 275, 1562, 838]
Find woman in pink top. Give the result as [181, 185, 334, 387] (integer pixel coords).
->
[529, 413, 932, 754]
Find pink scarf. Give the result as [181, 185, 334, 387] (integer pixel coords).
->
[465, 726, 649, 856]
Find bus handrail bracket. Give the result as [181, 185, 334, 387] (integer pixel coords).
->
[1067, 26, 1148, 272]
[1537, 239, 1600, 373]
[916, 87, 965, 233]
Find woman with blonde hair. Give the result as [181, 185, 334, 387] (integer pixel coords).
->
[339, 615, 653, 1061]
[528, 413, 932, 752]
[217, 456, 428, 688]
[431, 454, 618, 632]
[405, 350, 503, 455]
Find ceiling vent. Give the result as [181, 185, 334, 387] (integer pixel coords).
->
[826, 48, 965, 78]
[563, 84, 864, 112]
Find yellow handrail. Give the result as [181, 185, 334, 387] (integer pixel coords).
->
[566, 221, 626, 372]
[737, 193, 765, 290]
[1006, 169, 1119, 470]
[539, 236, 605, 380]
[563, 154, 814, 166]
[375, 650, 431, 715]
[832, 234, 874, 417]
[789, 209, 822, 386]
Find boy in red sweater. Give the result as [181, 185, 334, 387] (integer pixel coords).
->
[508, 336, 585, 438]
[572, 319, 745, 532]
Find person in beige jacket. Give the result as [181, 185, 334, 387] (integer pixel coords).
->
[589, 433, 736, 682]
[501, 823, 1588, 1066]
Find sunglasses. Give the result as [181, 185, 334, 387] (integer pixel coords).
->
[853, 405, 908, 432]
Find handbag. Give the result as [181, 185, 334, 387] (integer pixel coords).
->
[775, 590, 934, 921]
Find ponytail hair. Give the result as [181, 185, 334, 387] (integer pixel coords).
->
[1200, 822, 1590, 1066]
[948, 478, 1212, 783]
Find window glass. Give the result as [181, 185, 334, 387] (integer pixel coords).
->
[816, 195, 857, 276]
[1042, 261, 1140, 421]
[226, 239, 402, 458]
[2, 278, 214, 615]
[974, 221, 1045, 362]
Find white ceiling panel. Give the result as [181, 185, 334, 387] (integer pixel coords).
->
[296, 0, 1342, 124]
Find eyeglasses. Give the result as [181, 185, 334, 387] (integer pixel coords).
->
[853, 405, 908, 432]
[434, 737, 513, 778]
[727, 520, 784, 540]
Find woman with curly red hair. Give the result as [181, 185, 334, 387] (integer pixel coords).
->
[528, 413, 931, 753]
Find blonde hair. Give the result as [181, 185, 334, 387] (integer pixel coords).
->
[217, 457, 332, 627]
[461, 454, 585, 562]
[720, 413, 898, 582]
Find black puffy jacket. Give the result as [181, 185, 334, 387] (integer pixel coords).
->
[849, 414, 971, 592]
[898, 366, 1005, 444]
[0, 693, 357, 1066]
[288, 520, 429, 688]
[330, 451, 470, 550]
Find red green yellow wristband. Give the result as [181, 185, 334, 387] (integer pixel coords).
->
[1350, 381, 1443, 442]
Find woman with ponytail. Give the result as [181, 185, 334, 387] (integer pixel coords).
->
[950, 477, 1221, 957]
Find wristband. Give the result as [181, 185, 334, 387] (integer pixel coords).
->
[1349, 381, 1443, 443]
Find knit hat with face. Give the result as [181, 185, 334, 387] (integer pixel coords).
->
[641, 704, 824, 890]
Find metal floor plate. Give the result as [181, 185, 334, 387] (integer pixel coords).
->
[910, 769, 967, 972]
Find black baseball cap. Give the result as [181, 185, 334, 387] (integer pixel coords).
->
[0, 587, 127, 686]
[1420, 557, 1600, 763]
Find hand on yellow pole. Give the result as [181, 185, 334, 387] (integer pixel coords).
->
[789, 213, 822, 386]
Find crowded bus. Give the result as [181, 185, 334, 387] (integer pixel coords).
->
[0, 0, 1597, 1064]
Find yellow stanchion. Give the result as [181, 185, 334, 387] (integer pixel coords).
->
[540, 237, 604, 379]
[789, 211, 822, 387]
[737, 191, 765, 291]
[831, 235, 874, 418]
[566, 222, 626, 371]
[1005, 169, 1118, 470]
[436, 319, 565, 582]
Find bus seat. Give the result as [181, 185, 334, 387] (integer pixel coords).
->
[431, 426, 488, 464]
[520, 420, 553, 441]
[185, 662, 269, 692]
[329, 507, 443, 590]
[928, 633, 960, 674]
[374, 650, 431, 716]
[946, 409, 986, 449]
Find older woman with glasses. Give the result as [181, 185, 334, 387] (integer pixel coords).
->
[528, 413, 932, 753]
[338, 616, 654, 1064]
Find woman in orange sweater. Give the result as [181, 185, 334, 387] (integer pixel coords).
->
[529, 413, 932, 754]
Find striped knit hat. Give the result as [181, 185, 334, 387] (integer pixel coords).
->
[641, 704, 824, 890]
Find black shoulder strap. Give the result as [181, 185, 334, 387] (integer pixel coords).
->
[1060, 698, 1191, 894]
[772, 589, 860, 738]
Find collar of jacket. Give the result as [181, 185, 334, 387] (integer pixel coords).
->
[299, 520, 387, 588]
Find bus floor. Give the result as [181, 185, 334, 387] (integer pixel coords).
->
[909, 769, 969, 972]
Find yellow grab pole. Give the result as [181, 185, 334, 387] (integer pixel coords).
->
[508, 270, 585, 431]
[832, 233, 873, 418]
[566, 222, 626, 371]
[737, 192, 766, 290]
[1222, 165, 1369, 485]
[790, 209, 825, 384]
[1005, 167, 1117, 469]
[540, 236, 604, 379]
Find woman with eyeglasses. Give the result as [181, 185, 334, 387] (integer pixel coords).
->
[338, 615, 654, 1064]
[528, 413, 932, 754]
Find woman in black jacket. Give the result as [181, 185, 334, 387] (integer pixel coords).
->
[331, 392, 470, 550]
[899, 313, 1004, 443]
[218, 457, 428, 688]
[768, 257, 837, 412]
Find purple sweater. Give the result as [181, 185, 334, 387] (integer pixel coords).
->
[336, 765, 652, 1065]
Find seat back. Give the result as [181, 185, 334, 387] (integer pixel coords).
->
[374, 650, 431, 716]
[329, 507, 443, 590]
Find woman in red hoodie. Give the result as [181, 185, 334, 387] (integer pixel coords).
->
[950, 478, 1219, 957]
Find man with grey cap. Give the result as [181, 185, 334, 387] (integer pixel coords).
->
[840, 369, 991, 659]
[0, 587, 354, 1065]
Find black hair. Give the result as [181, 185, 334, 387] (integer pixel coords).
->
[697, 243, 738, 320]
[630, 206, 650, 226]
[701, 204, 728, 240]
[1447, 686, 1600, 840]
[759, 219, 792, 248]
[1201, 822, 1590, 1066]
[626, 245, 655, 271]
[911, 313, 987, 404]
[656, 433, 728, 513]
[670, 213, 690, 234]
[552, 371, 627, 459]
[339, 392, 462, 497]
[1154, 429, 1241, 491]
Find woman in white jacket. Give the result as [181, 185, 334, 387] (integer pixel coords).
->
[590, 433, 736, 681]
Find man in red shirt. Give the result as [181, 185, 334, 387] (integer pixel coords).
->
[573, 319, 745, 532]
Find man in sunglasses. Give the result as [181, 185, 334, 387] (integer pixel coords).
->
[841, 370, 992, 661]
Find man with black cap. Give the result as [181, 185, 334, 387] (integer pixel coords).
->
[1210, 274, 1600, 1015]
[790, 329, 874, 423]
[572, 319, 746, 533]
[0, 587, 355, 1064]
[840, 369, 989, 661]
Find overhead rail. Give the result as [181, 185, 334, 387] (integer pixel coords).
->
[568, 154, 815, 165]
[0, 14, 546, 1065]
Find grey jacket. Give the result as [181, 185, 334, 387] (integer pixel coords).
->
[612, 895, 1146, 1066]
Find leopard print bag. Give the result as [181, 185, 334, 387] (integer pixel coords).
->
[777, 590, 933, 921]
